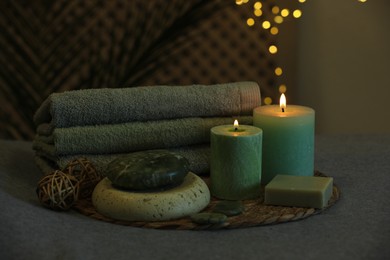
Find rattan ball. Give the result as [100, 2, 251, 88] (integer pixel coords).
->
[64, 158, 103, 199]
[36, 170, 80, 211]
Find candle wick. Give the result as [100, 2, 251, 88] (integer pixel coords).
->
[234, 127, 238, 131]
[282, 108, 285, 113]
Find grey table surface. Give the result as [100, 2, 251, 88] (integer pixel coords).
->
[1, 134, 389, 260]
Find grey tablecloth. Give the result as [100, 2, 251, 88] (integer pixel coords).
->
[1, 135, 389, 260]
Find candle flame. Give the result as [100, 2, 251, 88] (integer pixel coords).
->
[280, 93, 286, 112]
[234, 119, 239, 131]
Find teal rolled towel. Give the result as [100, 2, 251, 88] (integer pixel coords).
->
[33, 116, 253, 156]
[33, 82, 261, 127]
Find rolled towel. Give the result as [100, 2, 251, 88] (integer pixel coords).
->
[34, 82, 261, 127]
[33, 116, 253, 156]
[34, 145, 211, 176]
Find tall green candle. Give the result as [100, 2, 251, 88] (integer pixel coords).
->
[253, 94, 315, 184]
[210, 120, 262, 200]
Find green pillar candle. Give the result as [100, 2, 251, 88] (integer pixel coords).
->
[210, 121, 262, 200]
[253, 94, 315, 184]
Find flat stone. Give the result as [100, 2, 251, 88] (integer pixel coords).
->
[105, 150, 189, 190]
[190, 212, 227, 225]
[212, 200, 244, 216]
[92, 172, 210, 221]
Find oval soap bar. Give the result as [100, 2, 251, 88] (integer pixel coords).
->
[92, 172, 210, 221]
[105, 150, 189, 190]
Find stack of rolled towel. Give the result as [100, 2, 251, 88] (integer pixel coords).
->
[33, 81, 261, 176]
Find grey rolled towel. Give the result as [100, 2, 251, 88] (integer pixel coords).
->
[34, 145, 211, 176]
[33, 81, 261, 127]
[33, 116, 253, 156]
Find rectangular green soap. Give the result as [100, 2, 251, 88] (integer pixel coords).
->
[264, 175, 333, 209]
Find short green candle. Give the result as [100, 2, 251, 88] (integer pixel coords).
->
[210, 122, 262, 200]
[253, 96, 315, 184]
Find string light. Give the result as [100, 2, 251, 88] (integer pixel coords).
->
[264, 97, 273, 105]
[293, 9, 302, 18]
[279, 84, 287, 93]
[268, 45, 278, 54]
[274, 15, 283, 24]
[235, 0, 249, 5]
[271, 6, 280, 15]
[238, 0, 365, 105]
[253, 2, 262, 9]
[254, 9, 263, 17]
[275, 67, 283, 76]
[237, 0, 306, 105]
[281, 9, 290, 17]
[247, 18, 255, 26]
[270, 26, 279, 35]
[262, 20, 271, 29]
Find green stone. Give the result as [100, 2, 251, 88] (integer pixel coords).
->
[212, 200, 244, 216]
[105, 150, 189, 190]
[190, 212, 227, 225]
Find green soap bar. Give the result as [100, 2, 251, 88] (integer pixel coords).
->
[264, 175, 333, 209]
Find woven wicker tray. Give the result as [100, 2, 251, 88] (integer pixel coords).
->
[73, 171, 340, 230]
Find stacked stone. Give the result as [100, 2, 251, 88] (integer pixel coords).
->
[92, 150, 210, 222]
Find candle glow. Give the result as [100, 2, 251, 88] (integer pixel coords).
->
[280, 93, 286, 112]
[234, 119, 239, 131]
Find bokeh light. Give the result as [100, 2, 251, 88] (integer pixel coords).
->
[262, 21, 271, 29]
[275, 67, 283, 76]
[268, 45, 278, 54]
[272, 6, 280, 15]
[237, 0, 307, 104]
[254, 9, 263, 17]
[264, 97, 273, 105]
[293, 9, 302, 18]
[254, 2, 262, 9]
[270, 26, 279, 35]
[238, 0, 366, 104]
[279, 84, 287, 93]
[274, 16, 283, 24]
[247, 18, 255, 26]
[281, 9, 290, 17]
